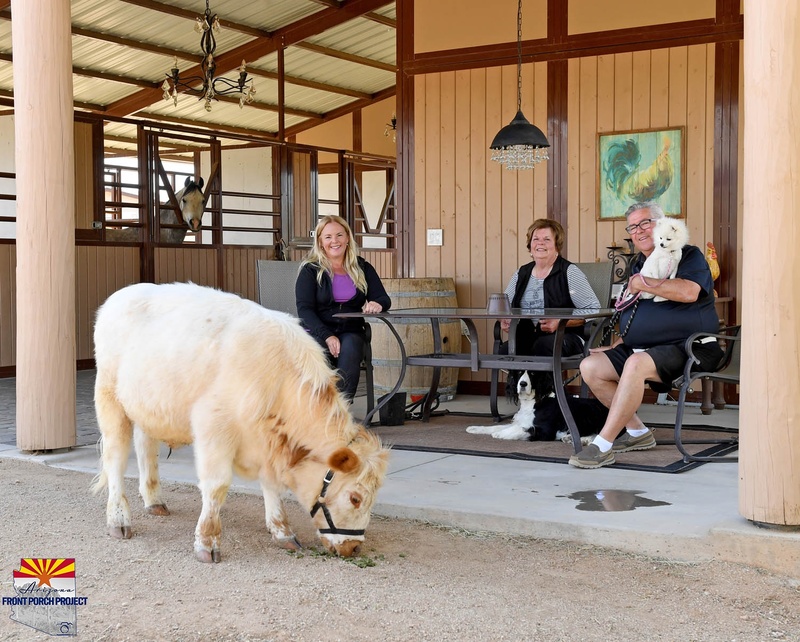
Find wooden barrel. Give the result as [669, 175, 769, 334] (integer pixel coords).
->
[370, 278, 461, 400]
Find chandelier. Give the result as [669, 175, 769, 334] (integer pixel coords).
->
[162, 0, 256, 112]
[384, 113, 397, 142]
[489, 0, 549, 169]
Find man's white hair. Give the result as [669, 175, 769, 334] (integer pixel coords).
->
[624, 201, 665, 220]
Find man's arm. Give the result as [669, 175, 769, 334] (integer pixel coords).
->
[627, 274, 701, 302]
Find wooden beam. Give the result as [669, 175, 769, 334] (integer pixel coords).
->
[0, 88, 104, 111]
[0, 49, 155, 89]
[104, 0, 392, 117]
[117, 0, 271, 39]
[134, 111, 279, 139]
[284, 85, 395, 137]
[0, 32, 373, 101]
[292, 41, 396, 72]
[404, 18, 743, 75]
[246, 67, 371, 99]
[364, 11, 395, 28]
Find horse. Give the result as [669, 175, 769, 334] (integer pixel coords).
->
[105, 176, 205, 243]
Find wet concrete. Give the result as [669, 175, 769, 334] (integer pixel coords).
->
[564, 489, 671, 512]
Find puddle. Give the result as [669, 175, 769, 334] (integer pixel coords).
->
[565, 489, 671, 512]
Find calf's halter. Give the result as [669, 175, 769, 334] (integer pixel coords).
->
[310, 470, 366, 537]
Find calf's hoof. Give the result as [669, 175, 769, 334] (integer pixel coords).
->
[195, 547, 221, 563]
[146, 503, 170, 516]
[274, 535, 303, 552]
[108, 525, 132, 539]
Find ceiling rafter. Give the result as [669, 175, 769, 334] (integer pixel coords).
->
[0, 1, 396, 140]
[304, 0, 395, 28]
[117, 0, 271, 39]
[134, 111, 279, 139]
[0, 88, 104, 112]
[285, 84, 395, 138]
[103, 0, 392, 117]
[0, 53, 155, 88]
[293, 42, 396, 72]
[0, 12, 379, 103]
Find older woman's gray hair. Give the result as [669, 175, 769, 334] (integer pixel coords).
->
[624, 201, 665, 220]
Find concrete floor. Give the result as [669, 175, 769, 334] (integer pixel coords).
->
[1, 371, 798, 578]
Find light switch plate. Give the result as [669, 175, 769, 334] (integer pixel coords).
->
[427, 228, 443, 246]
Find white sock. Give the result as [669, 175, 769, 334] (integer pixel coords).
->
[626, 426, 650, 437]
[592, 436, 613, 452]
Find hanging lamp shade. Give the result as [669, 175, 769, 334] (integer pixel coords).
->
[490, 110, 550, 169]
[489, 0, 550, 170]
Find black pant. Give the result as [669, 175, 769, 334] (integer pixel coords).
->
[317, 332, 365, 400]
[500, 320, 585, 398]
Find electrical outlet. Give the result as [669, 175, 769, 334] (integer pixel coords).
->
[427, 228, 443, 246]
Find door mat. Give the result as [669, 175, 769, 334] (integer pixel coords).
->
[370, 412, 737, 474]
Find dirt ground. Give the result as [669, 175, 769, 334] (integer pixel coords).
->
[1, 457, 799, 642]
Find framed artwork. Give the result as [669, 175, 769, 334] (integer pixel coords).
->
[597, 126, 685, 221]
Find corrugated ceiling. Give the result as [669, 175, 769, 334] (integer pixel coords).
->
[0, 0, 396, 150]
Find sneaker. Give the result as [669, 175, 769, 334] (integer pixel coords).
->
[568, 444, 616, 469]
[612, 429, 656, 453]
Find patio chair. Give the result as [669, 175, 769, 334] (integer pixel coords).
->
[489, 261, 615, 419]
[668, 325, 741, 463]
[255, 260, 375, 414]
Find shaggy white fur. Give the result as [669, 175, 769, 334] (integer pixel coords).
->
[92, 282, 389, 562]
[638, 217, 689, 302]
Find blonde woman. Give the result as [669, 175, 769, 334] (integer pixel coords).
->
[295, 215, 391, 399]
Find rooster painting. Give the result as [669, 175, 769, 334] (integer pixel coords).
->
[599, 128, 683, 219]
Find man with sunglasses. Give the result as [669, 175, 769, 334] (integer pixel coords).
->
[569, 201, 723, 469]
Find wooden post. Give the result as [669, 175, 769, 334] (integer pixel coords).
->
[739, 0, 800, 526]
[11, 0, 76, 450]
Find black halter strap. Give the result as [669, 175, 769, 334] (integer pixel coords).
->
[310, 469, 365, 537]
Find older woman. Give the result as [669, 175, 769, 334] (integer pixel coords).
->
[295, 215, 391, 400]
[500, 219, 600, 392]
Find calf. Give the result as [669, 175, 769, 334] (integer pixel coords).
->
[92, 282, 389, 562]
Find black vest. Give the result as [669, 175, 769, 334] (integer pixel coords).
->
[511, 256, 580, 335]
[511, 255, 575, 308]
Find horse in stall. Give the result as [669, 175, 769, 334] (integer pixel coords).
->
[106, 176, 205, 243]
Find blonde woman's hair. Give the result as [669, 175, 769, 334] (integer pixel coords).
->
[302, 215, 367, 293]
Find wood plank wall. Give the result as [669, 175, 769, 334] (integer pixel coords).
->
[414, 45, 731, 382]
[75, 245, 140, 360]
[0, 244, 16, 367]
[360, 249, 396, 279]
[154, 247, 218, 287]
[73, 121, 94, 230]
[224, 246, 273, 300]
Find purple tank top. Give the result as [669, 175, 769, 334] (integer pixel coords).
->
[332, 273, 357, 302]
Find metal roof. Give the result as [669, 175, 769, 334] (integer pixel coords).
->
[0, 0, 396, 149]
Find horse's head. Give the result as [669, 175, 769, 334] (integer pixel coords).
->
[180, 176, 205, 232]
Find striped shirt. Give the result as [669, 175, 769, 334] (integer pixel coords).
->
[504, 263, 601, 310]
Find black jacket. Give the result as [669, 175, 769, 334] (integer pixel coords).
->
[295, 256, 391, 342]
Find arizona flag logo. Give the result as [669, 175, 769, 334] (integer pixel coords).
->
[13, 558, 76, 594]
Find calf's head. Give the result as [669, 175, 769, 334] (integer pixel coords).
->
[302, 430, 389, 557]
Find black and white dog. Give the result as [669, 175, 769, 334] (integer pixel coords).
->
[466, 370, 608, 443]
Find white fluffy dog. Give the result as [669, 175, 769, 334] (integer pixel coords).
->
[466, 371, 536, 440]
[638, 217, 689, 302]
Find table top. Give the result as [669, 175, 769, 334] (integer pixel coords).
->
[337, 307, 615, 321]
